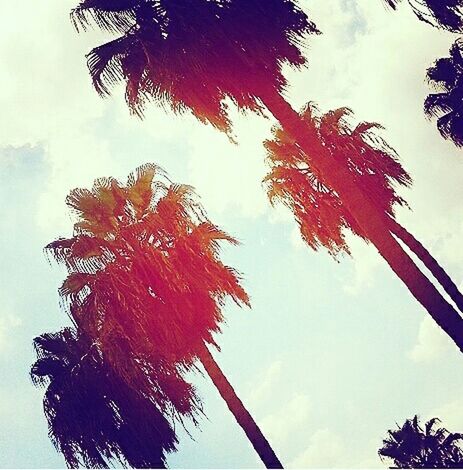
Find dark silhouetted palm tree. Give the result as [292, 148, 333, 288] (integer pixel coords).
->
[426, 39, 463, 147]
[71, 0, 319, 133]
[70, 0, 463, 354]
[31, 327, 178, 468]
[46, 163, 282, 469]
[384, 0, 463, 32]
[379, 415, 463, 468]
[264, 104, 463, 313]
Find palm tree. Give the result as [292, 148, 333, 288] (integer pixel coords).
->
[379, 415, 463, 468]
[425, 39, 463, 147]
[385, 3, 463, 147]
[71, 0, 319, 133]
[31, 327, 178, 468]
[383, 0, 463, 32]
[69, 0, 463, 353]
[264, 104, 463, 313]
[46, 163, 282, 469]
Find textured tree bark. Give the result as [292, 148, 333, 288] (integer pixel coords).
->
[388, 217, 463, 313]
[261, 91, 463, 352]
[197, 344, 283, 469]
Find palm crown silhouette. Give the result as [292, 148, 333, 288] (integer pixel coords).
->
[379, 416, 463, 468]
[72, 0, 318, 133]
[31, 327, 178, 468]
[426, 39, 463, 147]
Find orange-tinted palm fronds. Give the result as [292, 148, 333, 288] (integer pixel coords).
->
[46, 163, 249, 422]
[264, 104, 412, 256]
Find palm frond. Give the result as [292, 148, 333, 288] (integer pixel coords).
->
[73, 0, 319, 133]
[385, 0, 463, 32]
[46, 163, 248, 434]
[264, 103, 410, 256]
[379, 415, 463, 468]
[31, 328, 179, 468]
[71, 0, 138, 34]
[87, 33, 141, 97]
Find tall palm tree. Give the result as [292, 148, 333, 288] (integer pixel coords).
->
[264, 104, 463, 313]
[379, 415, 463, 468]
[384, 0, 463, 32]
[47, 163, 282, 469]
[426, 39, 463, 147]
[31, 327, 178, 468]
[69, 0, 463, 353]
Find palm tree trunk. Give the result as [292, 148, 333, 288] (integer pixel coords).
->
[260, 90, 463, 352]
[197, 344, 283, 469]
[388, 217, 463, 313]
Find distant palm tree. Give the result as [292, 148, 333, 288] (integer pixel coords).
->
[426, 39, 463, 147]
[384, 0, 463, 32]
[264, 104, 463, 313]
[31, 327, 178, 468]
[70, 0, 463, 353]
[47, 163, 282, 469]
[379, 415, 463, 468]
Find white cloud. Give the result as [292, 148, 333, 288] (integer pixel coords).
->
[290, 226, 306, 250]
[246, 360, 283, 409]
[267, 204, 294, 225]
[290, 431, 382, 469]
[0, 313, 22, 352]
[0, 291, 22, 352]
[342, 236, 384, 296]
[186, 109, 271, 218]
[259, 393, 312, 450]
[408, 315, 453, 363]
[429, 397, 463, 432]
[290, 428, 347, 469]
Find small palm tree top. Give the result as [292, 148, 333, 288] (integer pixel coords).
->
[379, 415, 463, 468]
[384, 0, 463, 32]
[426, 39, 463, 147]
[46, 163, 249, 413]
[71, 0, 319, 133]
[31, 327, 178, 469]
[264, 104, 411, 256]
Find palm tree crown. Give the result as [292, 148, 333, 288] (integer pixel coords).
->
[264, 104, 411, 256]
[384, 0, 463, 32]
[379, 415, 463, 468]
[71, 0, 318, 132]
[46, 163, 248, 416]
[31, 327, 177, 468]
[426, 39, 463, 147]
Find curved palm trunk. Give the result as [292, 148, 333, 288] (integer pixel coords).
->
[388, 217, 463, 313]
[197, 344, 283, 469]
[260, 91, 463, 353]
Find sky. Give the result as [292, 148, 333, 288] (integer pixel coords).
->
[1, 0, 463, 468]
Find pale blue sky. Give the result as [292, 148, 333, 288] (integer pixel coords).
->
[1, 0, 463, 468]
